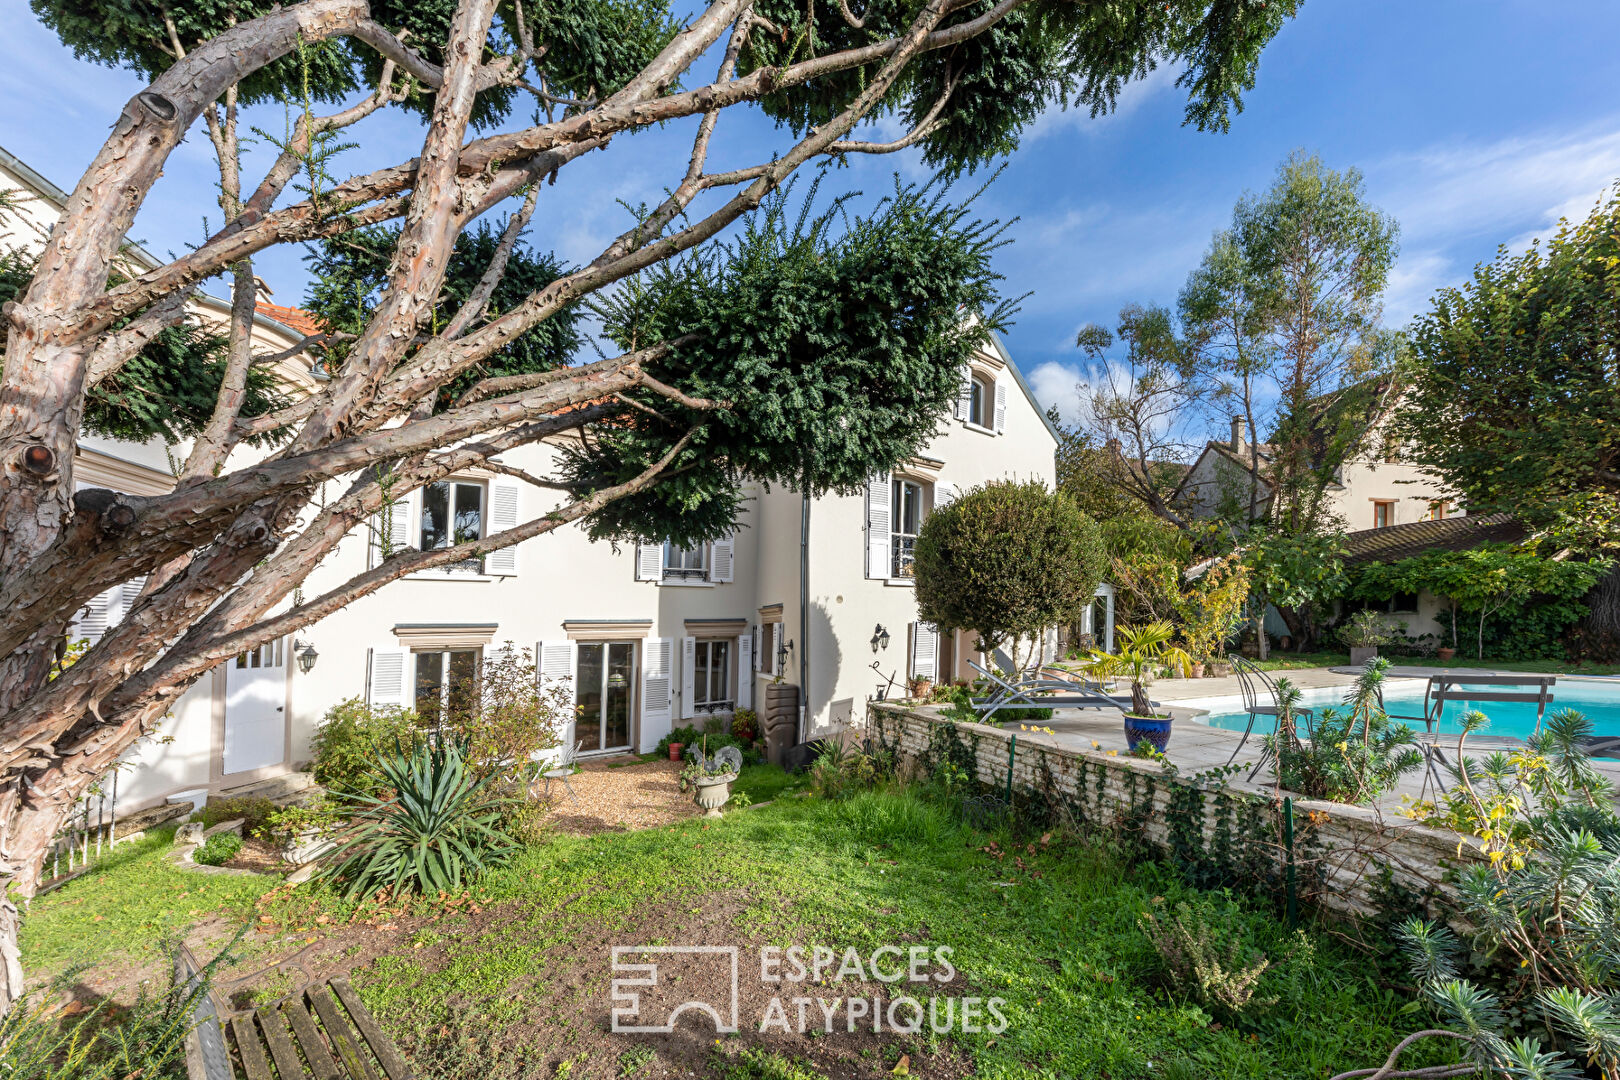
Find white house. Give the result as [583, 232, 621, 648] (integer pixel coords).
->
[7, 145, 1061, 813]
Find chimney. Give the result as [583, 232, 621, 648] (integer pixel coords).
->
[1230, 417, 1246, 451]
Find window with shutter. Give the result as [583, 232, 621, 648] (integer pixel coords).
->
[709, 536, 735, 583]
[865, 474, 891, 580]
[369, 490, 417, 569]
[736, 634, 753, 708]
[367, 646, 409, 709]
[679, 636, 697, 719]
[485, 479, 520, 575]
[635, 543, 663, 581]
[993, 379, 1008, 433]
[642, 638, 673, 728]
[935, 482, 958, 509]
[954, 366, 973, 420]
[910, 623, 938, 680]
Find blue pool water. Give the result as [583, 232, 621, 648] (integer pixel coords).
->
[1189, 676, 1620, 742]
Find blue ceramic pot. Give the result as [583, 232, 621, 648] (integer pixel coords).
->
[1123, 714, 1172, 753]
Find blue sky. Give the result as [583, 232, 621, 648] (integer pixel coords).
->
[4, 1, 1620, 440]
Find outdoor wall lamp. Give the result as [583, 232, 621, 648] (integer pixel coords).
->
[777, 637, 795, 672]
[870, 624, 891, 653]
[295, 640, 319, 674]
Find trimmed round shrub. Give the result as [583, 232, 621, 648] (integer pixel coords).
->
[913, 480, 1106, 665]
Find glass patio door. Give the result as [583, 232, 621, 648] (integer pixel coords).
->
[576, 642, 636, 753]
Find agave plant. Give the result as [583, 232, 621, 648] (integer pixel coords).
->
[322, 736, 516, 899]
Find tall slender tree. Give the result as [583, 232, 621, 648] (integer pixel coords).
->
[0, 0, 1299, 1004]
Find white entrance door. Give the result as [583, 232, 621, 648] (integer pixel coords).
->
[224, 639, 287, 775]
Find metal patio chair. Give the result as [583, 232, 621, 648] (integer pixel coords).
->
[540, 739, 583, 806]
[966, 659, 1134, 723]
[1384, 673, 1556, 799]
[1227, 656, 1316, 777]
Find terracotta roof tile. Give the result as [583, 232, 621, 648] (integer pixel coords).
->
[255, 302, 324, 337]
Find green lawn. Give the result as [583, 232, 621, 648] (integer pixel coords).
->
[21, 825, 265, 977]
[26, 785, 1448, 1079]
[279, 787, 1437, 1080]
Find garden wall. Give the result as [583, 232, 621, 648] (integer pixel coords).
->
[863, 703, 1483, 922]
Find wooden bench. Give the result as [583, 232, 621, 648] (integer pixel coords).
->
[227, 979, 413, 1080]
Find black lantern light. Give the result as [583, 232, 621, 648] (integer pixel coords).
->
[295, 640, 319, 674]
[870, 624, 890, 653]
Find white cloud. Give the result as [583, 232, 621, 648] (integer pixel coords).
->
[1026, 359, 1085, 425]
[1369, 118, 1620, 319]
[1027, 64, 1181, 143]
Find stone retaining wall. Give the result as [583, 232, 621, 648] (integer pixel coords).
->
[863, 703, 1482, 920]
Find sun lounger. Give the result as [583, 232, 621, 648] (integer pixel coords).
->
[965, 660, 1135, 723]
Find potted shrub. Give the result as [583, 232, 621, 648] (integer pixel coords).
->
[730, 708, 760, 745]
[1085, 622, 1192, 752]
[1436, 646, 1456, 663]
[682, 740, 743, 816]
[1342, 610, 1392, 666]
[908, 676, 933, 700]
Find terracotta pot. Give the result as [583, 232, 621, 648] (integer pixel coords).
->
[910, 678, 933, 700]
[1188, 662, 1206, 679]
[1437, 647, 1456, 662]
[668, 742, 685, 762]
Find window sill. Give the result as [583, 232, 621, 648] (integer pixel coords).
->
[409, 569, 497, 582]
[883, 578, 915, 588]
[657, 578, 717, 588]
[961, 420, 997, 436]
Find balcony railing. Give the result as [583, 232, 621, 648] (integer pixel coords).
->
[892, 535, 918, 579]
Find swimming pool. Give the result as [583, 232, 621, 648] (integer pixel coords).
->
[1183, 675, 1620, 743]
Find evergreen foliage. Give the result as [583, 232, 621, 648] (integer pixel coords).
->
[0, 248, 285, 444]
[913, 479, 1105, 663]
[302, 221, 581, 409]
[565, 178, 1013, 546]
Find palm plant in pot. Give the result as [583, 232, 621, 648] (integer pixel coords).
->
[1086, 622, 1192, 752]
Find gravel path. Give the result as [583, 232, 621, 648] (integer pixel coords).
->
[538, 756, 700, 834]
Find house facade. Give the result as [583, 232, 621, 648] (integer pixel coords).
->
[87, 331, 1055, 812]
[8, 140, 1061, 813]
[1174, 416, 1459, 531]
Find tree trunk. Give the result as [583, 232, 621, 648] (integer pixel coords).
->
[1131, 681, 1152, 717]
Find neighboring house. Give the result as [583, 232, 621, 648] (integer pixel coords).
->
[1174, 415, 1459, 532]
[12, 137, 1060, 814]
[1339, 513, 1527, 643]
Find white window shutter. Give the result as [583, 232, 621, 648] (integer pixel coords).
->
[369, 489, 417, 569]
[911, 623, 938, 680]
[935, 482, 958, 509]
[993, 379, 1008, 433]
[865, 474, 891, 580]
[72, 586, 118, 644]
[635, 543, 663, 581]
[485, 479, 521, 575]
[736, 634, 753, 708]
[367, 646, 409, 709]
[954, 365, 972, 420]
[119, 576, 149, 622]
[709, 536, 735, 583]
[680, 636, 697, 720]
[537, 640, 578, 749]
[642, 637, 673, 727]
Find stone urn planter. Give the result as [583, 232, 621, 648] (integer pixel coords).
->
[1123, 714, 1173, 753]
[693, 772, 738, 817]
[686, 744, 744, 816]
